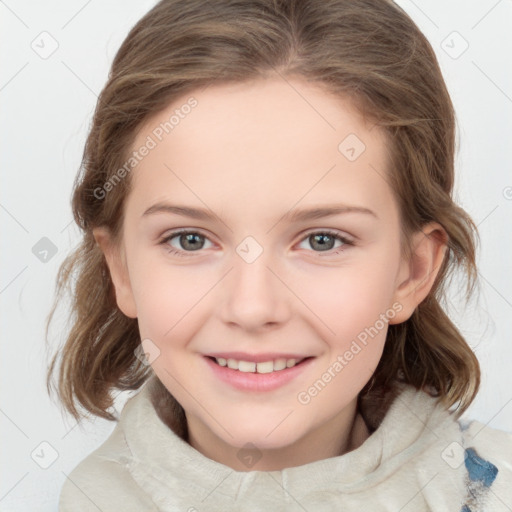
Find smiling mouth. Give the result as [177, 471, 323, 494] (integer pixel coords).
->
[206, 356, 313, 374]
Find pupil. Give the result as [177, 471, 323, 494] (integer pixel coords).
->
[182, 233, 203, 250]
[312, 234, 333, 251]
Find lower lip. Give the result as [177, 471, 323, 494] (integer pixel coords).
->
[204, 356, 314, 392]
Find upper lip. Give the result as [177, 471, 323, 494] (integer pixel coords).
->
[205, 352, 312, 363]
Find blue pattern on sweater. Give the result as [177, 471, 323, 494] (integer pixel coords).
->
[457, 421, 499, 512]
[464, 447, 498, 487]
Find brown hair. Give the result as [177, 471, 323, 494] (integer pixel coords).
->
[46, 0, 480, 426]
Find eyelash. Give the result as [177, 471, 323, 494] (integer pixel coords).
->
[158, 229, 354, 258]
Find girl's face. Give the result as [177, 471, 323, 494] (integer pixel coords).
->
[96, 77, 439, 469]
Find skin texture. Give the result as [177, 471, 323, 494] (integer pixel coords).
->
[94, 76, 447, 471]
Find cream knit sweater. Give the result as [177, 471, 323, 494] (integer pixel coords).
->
[59, 376, 512, 511]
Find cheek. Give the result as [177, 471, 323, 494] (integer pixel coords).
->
[294, 253, 399, 339]
[130, 254, 219, 351]
[293, 262, 396, 403]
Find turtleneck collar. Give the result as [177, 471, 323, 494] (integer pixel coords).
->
[118, 374, 456, 505]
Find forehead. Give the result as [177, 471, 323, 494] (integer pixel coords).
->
[126, 77, 394, 223]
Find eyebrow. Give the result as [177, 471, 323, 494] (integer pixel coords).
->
[142, 202, 378, 222]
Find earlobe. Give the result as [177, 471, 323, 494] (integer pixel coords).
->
[389, 222, 448, 324]
[92, 227, 138, 319]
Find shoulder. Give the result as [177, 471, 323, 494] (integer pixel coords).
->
[381, 385, 512, 509]
[460, 417, 512, 463]
[427, 389, 512, 507]
[458, 419, 512, 508]
[59, 423, 158, 512]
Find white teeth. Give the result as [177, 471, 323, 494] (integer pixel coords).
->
[238, 360, 256, 372]
[213, 356, 304, 373]
[273, 358, 287, 370]
[227, 358, 238, 369]
[256, 361, 273, 374]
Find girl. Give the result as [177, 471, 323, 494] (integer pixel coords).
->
[46, 0, 512, 510]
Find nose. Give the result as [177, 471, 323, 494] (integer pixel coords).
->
[219, 248, 290, 332]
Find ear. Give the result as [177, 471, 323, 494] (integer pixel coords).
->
[93, 227, 138, 319]
[389, 222, 448, 324]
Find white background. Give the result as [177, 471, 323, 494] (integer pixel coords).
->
[1, 0, 511, 510]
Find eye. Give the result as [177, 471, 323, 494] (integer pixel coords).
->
[159, 228, 354, 258]
[297, 230, 354, 256]
[159, 230, 213, 257]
